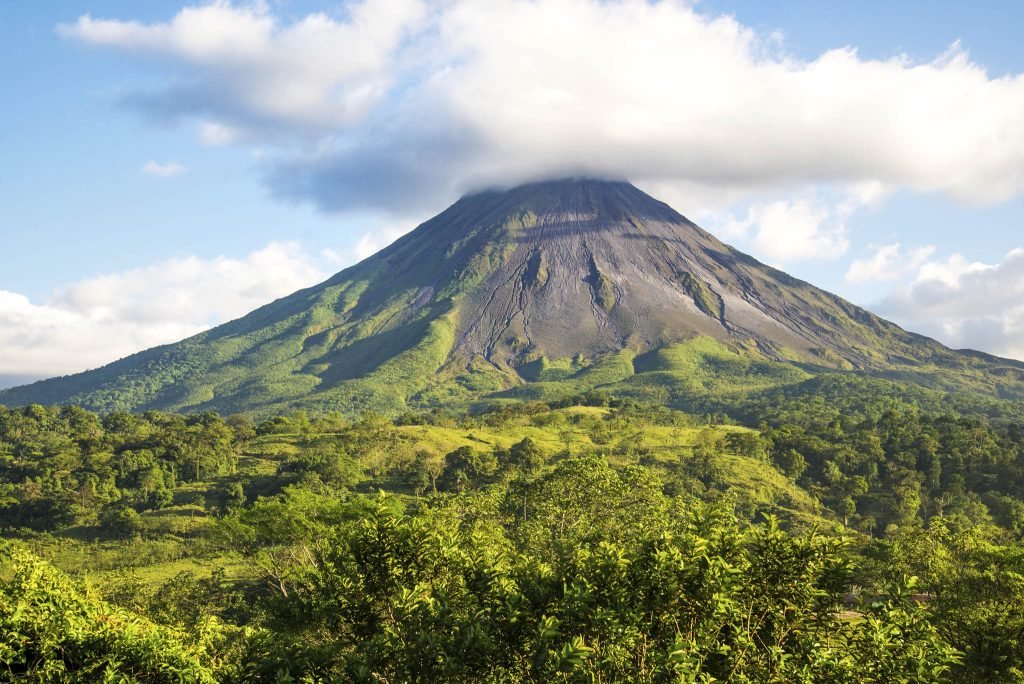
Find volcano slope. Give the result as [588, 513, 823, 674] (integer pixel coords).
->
[2, 178, 1022, 416]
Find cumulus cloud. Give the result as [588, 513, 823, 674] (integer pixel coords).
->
[0, 242, 349, 384]
[198, 121, 239, 146]
[0, 289, 205, 387]
[351, 220, 413, 261]
[709, 195, 850, 263]
[59, 0, 427, 132]
[59, 0, 1024, 220]
[845, 243, 936, 284]
[878, 248, 1024, 360]
[141, 160, 188, 177]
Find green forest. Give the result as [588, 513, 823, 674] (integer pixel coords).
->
[4, 382, 1024, 682]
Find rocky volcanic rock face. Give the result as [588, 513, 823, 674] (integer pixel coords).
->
[386, 179, 942, 372]
[0, 179, 1007, 415]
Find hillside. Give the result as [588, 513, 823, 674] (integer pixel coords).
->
[2, 178, 1021, 415]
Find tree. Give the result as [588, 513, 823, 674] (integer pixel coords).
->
[147, 487, 174, 510]
[893, 478, 923, 527]
[775, 448, 807, 480]
[507, 456, 667, 558]
[505, 437, 544, 477]
[438, 446, 495, 492]
[214, 487, 359, 598]
[774, 448, 806, 481]
[404, 448, 443, 495]
[688, 428, 724, 481]
[99, 503, 142, 539]
[218, 481, 247, 515]
[726, 431, 767, 461]
[225, 414, 256, 443]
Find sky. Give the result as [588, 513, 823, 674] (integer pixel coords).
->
[2, 0, 1024, 388]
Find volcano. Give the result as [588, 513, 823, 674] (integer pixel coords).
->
[2, 178, 1021, 415]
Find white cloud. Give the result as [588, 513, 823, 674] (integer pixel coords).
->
[351, 219, 414, 260]
[60, 0, 427, 132]
[141, 160, 188, 177]
[0, 289, 205, 384]
[0, 242, 352, 382]
[60, 1, 1024, 217]
[198, 121, 240, 146]
[912, 253, 992, 288]
[719, 197, 849, 263]
[847, 244, 903, 283]
[845, 243, 936, 284]
[878, 248, 1024, 360]
[703, 185, 880, 263]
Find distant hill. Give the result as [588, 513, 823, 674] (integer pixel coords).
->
[3, 178, 1022, 415]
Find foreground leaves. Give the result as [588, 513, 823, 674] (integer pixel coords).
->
[0, 542, 220, 683]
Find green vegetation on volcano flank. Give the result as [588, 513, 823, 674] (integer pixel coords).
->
[2, 179, 1021, 419]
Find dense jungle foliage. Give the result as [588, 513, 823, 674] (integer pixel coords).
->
[3, 385, 1024, 681]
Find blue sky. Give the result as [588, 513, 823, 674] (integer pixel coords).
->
[2, 0, 1023, 386]
[2, 2, 352, 298]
